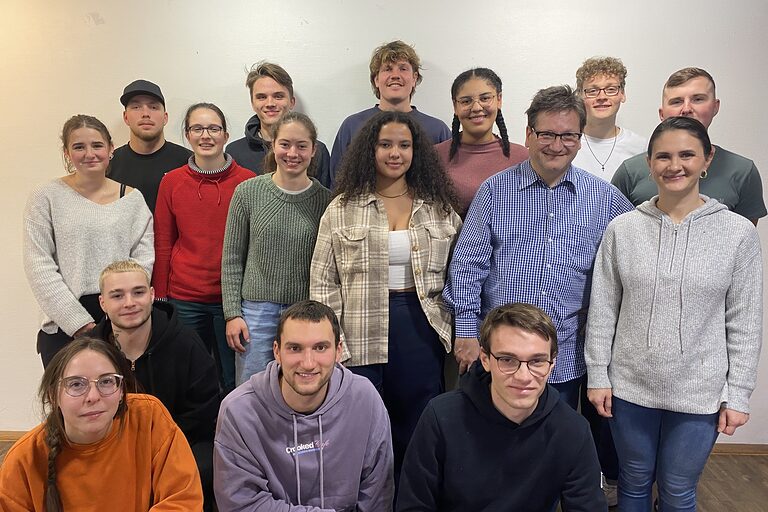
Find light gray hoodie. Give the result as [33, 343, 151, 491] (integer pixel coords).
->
[214, 361, 394, 511]
[586, 196, 762, 414]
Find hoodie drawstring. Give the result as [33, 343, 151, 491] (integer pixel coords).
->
[196, 177, 223, 205]
[292, 414, 301, 505]
[318, 414, 325, 508]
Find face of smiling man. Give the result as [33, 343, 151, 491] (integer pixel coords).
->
[274, 317, 341, 414]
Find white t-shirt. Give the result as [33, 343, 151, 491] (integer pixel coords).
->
[573, 127, 647, 182]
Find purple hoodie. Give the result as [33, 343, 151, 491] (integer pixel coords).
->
[214, 361, 394, 511]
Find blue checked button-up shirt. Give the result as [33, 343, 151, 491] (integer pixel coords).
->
[444, 160, 634, 383]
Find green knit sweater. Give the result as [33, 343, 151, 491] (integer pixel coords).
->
[221, 174, 331, 319]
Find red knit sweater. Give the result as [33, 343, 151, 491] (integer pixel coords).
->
[153, 161, 255, 302]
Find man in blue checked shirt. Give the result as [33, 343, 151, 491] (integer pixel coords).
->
[443, 84, 633, 410]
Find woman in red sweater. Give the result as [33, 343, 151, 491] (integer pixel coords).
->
[153, 103, 254, 393]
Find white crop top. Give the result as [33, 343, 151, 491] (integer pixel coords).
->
[388, 230, 415, 289]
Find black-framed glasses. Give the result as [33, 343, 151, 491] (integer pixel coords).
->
[60, 374, 124, 397]
[455, 93, 497, 109]
[186, 124, 224, 136]
[529, 128, 582, 147]
[582, 86, 622, 98]
[488, 352, 552, 378]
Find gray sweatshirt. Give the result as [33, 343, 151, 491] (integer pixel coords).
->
[586, 196, 762, 414]
[214, 361, 394, 511]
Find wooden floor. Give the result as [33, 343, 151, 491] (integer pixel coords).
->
[1, 440, 766, 510]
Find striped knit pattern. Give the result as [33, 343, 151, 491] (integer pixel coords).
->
[221, 174, 331, 319]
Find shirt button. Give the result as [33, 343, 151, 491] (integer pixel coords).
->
[414, 268, 422, 276]
[541, 291, 547, 296]
[549, 212, 555, 217]
[548, 238, 553, 243]
[420, 293, 426, 300]
[412, 245, 419, 252]
[409, 222, 415, 228]
[546, 263, 552, 269]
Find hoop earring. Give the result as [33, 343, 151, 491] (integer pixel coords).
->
[701, 169, 708, 179]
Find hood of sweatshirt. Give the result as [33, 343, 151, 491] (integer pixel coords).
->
[243, 114, 269, 152]
[461, 362, 560, 429]
[636, 194, 727, 221]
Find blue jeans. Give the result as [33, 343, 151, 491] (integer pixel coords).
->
[170, 299, 234, 394]
[610, 397, 719, 511]
[236, 300, 289, 385]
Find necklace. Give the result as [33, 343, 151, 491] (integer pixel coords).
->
[584, 127, 618, 174]
[375, 187, 409, 199]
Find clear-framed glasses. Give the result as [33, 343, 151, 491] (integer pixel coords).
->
[582, 86, 621, 98]
[186, 124, 224, 136]
[489, 352, 552, 378]
[60, 374, 124, 397]
[529, 128, 582, 147]
[455, 93, 497, 109]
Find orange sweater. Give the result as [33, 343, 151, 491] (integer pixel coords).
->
[0, 394, 203, 511]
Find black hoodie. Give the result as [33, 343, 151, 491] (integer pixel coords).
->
[226, 114, 332, 189]
[397, 364, 606, 512]
[91, 301, 221, 444]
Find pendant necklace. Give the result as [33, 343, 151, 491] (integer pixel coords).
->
[584, 127, 618, 174]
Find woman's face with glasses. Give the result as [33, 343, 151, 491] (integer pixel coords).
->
[58, 349, 123, 445]
[185, 107, 229, 159]
[453, 77, 501, 145]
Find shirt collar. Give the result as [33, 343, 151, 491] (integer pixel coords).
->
[518, 159, 580, 192]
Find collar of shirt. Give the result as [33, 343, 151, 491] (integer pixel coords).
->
[518, 159, 580, 193]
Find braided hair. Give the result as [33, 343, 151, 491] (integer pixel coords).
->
[39, 337, 134, 512]
[448, 68, 510, 160]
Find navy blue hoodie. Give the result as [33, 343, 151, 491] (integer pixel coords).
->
[397, 364, 607, 511]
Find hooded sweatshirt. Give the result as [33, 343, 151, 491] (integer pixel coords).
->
[91, 301, 221, 444]
[586, 196, 762, 414]
[396, 364, 606, 512]
[214, 360, 394, 512]
[226, 114, 333, 189]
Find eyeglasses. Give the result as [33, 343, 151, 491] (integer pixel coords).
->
[186, 124, 224, 136]
[488, 352, 552, 378]
[529, 128, 582, 147]
[60, 374, 124, 397]
[582, 86, 622, 98]
[455, 93, 497, 109]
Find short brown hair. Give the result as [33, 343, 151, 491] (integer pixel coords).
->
[246, 61, 294, 99]
[275, 300, 341, 348]
[664, 67, 716, 96]
[526, 85, 587, 132]
[575, 56, 627, 92]
[479, 303, 558, 359]
[368, 40, 423, 99]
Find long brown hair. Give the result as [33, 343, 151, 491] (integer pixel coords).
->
[39, 337, 134, 511]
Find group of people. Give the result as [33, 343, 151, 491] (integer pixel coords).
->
[2, 39, 763, 512]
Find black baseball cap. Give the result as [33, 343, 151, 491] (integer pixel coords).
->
[120, 79, 165, 107]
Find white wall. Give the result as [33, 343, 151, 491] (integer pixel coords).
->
[2, 0, 767, 442]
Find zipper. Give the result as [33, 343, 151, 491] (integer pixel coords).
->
[668, 225, 678, 272]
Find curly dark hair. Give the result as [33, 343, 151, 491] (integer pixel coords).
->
[334, 111, 457, 214]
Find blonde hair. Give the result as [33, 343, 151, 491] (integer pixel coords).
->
[98, 260, 150, 293]
[575, 56, 627, 92]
